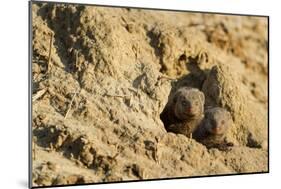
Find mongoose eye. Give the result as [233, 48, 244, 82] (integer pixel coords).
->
[211, 119, 217, 127]
[182, 101, 187, 106]
[221, 120, 225, 125]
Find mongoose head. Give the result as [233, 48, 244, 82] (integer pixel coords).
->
[203, 107, 232, 135]
[173, 87, 205, 120]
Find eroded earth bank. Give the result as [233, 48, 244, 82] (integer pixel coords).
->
[31, 3, 268, 187]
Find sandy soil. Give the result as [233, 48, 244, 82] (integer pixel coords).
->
[31, 2, 268, 187]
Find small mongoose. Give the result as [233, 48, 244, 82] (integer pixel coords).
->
[160, 87, 205, 137]
[193, 107, 233, 150]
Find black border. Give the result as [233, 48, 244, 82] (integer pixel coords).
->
[31, 0, 269, 18]
[28, 1, 33, 188]
[29, 1, 270, 188]
[32, 171, 268, 189]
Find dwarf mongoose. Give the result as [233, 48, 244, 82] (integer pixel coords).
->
[160, 87, 205, 137]
[193, 107, 233, 150]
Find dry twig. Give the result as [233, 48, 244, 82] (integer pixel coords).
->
[158, 75, 175, 80]
[104, 93, 130, 98]
[47, 33, 53, 74]
[64, 90, 79, 120]
[128, 87, 138, 94]
[32, 88, 48, 102]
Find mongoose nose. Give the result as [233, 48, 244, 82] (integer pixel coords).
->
[212, 125, 222, 133]
[187, 107, 192, 112]
[211, 124, 218, 130]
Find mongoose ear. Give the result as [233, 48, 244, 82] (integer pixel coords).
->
[199, 91, 205, 104]
[227, 111, 233, 121]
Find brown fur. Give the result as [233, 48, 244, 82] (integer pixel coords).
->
[193, 107, 233, 150]
[160, 87, 205, 137]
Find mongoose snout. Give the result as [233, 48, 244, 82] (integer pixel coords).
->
[173, 87, 205, 121]
[203, 107, 231, 135]
[193, 107, 233, 150]
[160, 87, 205, 137]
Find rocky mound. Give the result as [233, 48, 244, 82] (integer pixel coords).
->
[31, 2, 268, 187]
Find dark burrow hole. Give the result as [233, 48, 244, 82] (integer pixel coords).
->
[178, 54, 187, 62]
[160, 57, 209, 131]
